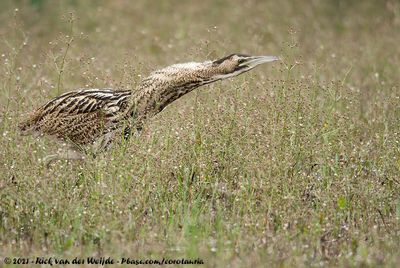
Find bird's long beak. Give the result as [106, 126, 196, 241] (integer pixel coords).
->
[239, 55, 280, 69]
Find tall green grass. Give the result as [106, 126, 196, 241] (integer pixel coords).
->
[0, 0, 399, 267]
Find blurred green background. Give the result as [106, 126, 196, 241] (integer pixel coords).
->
[0, 1, 399, 267]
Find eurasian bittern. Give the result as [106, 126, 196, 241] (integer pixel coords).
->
[19, 53, 279, 165]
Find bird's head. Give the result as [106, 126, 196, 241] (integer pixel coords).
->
[212, 53, 279, 79]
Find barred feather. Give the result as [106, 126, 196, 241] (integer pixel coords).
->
[19, 89, 131, 145]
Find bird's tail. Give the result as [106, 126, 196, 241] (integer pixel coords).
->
[18, 111, 41, 136]
[18, 119, 32, 136]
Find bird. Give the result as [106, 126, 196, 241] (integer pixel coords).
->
[19, 53, 279, 165]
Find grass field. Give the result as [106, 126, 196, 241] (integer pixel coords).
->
[0, 0, 399, 267]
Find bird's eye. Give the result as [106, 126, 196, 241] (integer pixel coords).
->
[238, 59, 245, 64]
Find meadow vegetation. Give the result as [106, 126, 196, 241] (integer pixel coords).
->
[0, 0, 399, 267]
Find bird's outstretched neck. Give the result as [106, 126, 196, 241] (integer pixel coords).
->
[131, 61, 215, 119]
[129, 53, 279, 123]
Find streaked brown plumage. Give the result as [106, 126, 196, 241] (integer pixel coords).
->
[19, 53, 279, 165]
[20, 89, 131, 144]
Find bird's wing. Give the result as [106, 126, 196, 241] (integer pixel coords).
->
[39, 89, 130, 115]
[19, 89, 131, 145]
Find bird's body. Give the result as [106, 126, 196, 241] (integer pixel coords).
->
[19, 54, 279, 165]
[20, 89, 131, 145]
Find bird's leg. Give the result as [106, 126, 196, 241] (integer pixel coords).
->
[123, 124, 143, 141]
[134, 125, 143, 137]
[43, 147, 85, 168]
[92, 129, 118, 154]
